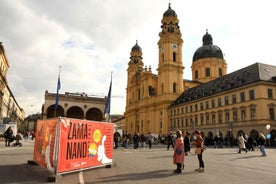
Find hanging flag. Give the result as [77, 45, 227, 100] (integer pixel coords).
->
[104, 74, 112, 121]
[55, 66, 61, 111]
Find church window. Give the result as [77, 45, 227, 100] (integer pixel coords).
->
[195, 70, 198, 79]
[173, 82, 177, 93]
[219, 68, 222, 77]
[173, 52, 176, 62]
[205, 68, 210, 77]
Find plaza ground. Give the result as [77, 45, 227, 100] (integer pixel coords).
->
[0, 141, 275, 184]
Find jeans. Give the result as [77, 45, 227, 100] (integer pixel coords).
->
[197, 152, 205, 168]
[259, 145, 267, 156]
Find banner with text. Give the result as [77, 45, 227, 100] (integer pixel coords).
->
[57, 118, 114, 173]
[33, 118, 114, 174]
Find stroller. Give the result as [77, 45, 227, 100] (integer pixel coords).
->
[12, 134, 22, 147]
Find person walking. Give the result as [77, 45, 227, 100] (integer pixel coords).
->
[193, 130, 205, 173]
[140, 133, 146, 149]
[183, 131, 190, 156]
[173, 130, 184, 173]
[167, 132, 174, 150]
[238, 134, 247, 153]
[258, 132, 267, 156]
[133, 132, 139, 151]
[147, 132, 153, 149]
[113, 131, 120, 149]
[4, 127, 14, 146]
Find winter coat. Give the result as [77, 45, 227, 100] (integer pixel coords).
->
[173, 136, 184, 164]
[238, 135, 246, 149]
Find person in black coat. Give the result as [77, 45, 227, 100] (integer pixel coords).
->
[167, 132, 174, 150]
[4, 127, 14, 146]
[183, 131, 191, 155]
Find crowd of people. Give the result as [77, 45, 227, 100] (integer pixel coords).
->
[113, 129, 268, 174]
[3, 127, 35, 147]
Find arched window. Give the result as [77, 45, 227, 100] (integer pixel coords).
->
[173, 52, 176, 62]
[173, 82, 177, 93]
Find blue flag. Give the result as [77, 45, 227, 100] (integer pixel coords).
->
[104, 78, 112, 118]
[54, 75, 61, 111]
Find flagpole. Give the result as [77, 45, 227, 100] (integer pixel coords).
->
[54, 65, 62, 117]
[104, 72, 112, 122]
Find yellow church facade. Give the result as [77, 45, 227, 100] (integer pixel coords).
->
[124, 4, 276, 147]
[124, 4, 226, 135]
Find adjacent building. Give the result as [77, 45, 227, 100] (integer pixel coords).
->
[0, 42, 25, 128]
[41, 91, 107, 121]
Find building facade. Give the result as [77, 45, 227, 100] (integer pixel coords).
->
[124, 4, 225, 135]
[169, 63, 276, 146]
[0, 42, 25, 127]
[41, 91, 107, 121]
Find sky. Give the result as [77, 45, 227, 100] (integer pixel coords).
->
[0, 0, 276, 116]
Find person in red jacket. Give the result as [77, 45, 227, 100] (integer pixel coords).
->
[173, 130, 184, 173]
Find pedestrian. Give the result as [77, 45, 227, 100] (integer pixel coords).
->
[173, 130, 184, 173]
[258, 133, 267, 156]
[133, 132, 139, 151]
[140, 133, 146, 149]
[237, 134, 247, 153]
[193, 130, 205, 173]
[4, 127, 14, 146]
[113, 131, 120, 149]
[147, 132, 153, 149]
[123, 131, 130, 150]
[167, 132, 174, 150]
[183, 131, 190, 156]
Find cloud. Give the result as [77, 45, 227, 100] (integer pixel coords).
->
[0, 0, 275, 116]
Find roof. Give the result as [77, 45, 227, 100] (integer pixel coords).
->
[170, 62, 276, 107]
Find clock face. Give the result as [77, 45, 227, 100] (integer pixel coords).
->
[172, 44, 178, 50]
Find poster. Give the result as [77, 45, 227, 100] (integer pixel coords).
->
[33, 119, 57, 172]
[33, 118, 114, 174]
[57, 118, 114, 173]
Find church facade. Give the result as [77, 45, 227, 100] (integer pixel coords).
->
[124, 4, 226, 135]
[124, 3, 276, 146]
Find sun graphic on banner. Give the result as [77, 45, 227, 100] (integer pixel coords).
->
[93, 129, 101, 143]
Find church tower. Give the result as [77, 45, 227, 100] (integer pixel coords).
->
[192, 30, 227, 83]
[126, 41, 143, 106]
[125, 4, 185, 135]
[157, 3, 184, 97]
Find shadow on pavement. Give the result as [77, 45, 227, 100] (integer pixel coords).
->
[84, 169, 198, 184]
[0, 163, 52, 184]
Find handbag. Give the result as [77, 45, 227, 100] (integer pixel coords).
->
[176, 148, 183, 155]
[195, 148, 202, 154]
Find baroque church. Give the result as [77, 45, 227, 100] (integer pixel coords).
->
[124, 4, 276, 146]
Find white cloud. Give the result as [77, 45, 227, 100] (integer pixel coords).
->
[0, 0, 275, 116]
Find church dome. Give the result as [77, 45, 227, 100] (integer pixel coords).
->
[193, 31, 224, 62]
[163, 3, 177, 17]
[131, 41, 142, 52]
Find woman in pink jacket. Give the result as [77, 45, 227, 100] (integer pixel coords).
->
[173, 130, 184, 173]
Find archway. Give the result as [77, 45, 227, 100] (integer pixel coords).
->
[46, 105, 65, 118]
[86, 108, 103, 121]
[67, 106, 84, 119]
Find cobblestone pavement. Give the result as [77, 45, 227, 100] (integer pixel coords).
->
[0, 141, 275, 184]
[58, 145, 276, 184]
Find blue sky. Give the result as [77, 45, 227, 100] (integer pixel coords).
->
[0, 0, 275, 116]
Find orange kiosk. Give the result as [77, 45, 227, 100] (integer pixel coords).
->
[33, 117, 114, 180]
